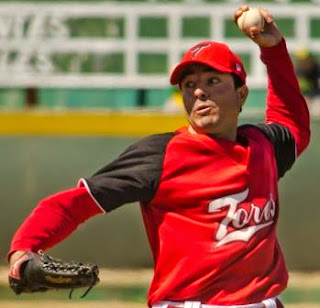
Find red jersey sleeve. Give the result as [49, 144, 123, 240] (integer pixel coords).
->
[8, 186, 103, 259]
[260, 38, 311, 156]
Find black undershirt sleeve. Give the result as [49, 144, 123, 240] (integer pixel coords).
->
[83, 133, 175, 212]
[255, 123, 296, 178]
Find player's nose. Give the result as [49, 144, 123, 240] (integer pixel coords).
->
[194, 87, 208, 101]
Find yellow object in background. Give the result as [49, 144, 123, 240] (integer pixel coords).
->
[0, 111, 188, 136]
[163, 88, 184, 113]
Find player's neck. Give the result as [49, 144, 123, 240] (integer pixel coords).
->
[188, 126, 237, 141]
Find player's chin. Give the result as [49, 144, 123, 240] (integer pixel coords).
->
[191, 116, 220, 134]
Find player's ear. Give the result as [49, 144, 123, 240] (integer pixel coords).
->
[237, 84, 249, 113]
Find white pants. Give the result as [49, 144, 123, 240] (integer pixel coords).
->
[152, 297, 280, 308]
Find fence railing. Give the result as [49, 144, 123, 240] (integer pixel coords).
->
[0, 2, 320, 89]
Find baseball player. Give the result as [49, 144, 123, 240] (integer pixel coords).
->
[8, 5, 310, 308]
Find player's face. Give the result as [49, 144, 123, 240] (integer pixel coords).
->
[179, 64, 247, 140]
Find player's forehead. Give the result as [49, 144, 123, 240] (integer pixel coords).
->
[180, 63, 221, 81]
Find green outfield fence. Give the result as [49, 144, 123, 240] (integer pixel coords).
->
[0, 88, 268, 111]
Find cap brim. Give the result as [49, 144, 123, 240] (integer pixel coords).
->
[170, 60, 235, 85]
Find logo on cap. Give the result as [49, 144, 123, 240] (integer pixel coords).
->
[190, 43, 211, 59]
[236, 63, 242, 72]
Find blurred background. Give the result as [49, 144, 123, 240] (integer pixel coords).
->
[0, 0, 320, 307]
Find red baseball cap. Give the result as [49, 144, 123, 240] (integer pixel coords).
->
[170, 41, 246, 85]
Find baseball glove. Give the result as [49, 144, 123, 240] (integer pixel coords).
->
[8, 250, 99, 298]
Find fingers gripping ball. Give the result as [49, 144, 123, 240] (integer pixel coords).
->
[237, 8, 265, 34]
[9, 250, 100, 298]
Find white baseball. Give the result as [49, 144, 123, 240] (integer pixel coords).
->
[237, 8, 265, 33]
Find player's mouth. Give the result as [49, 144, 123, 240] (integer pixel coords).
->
[194, 103, 214, 116]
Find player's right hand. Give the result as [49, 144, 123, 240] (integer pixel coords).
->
[234, 5, 283, 48]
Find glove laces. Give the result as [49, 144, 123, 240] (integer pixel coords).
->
[68, 284, 95, 299]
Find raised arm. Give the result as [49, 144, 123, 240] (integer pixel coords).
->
[261, 39, 310, 155]
[235, 5, 310, 156]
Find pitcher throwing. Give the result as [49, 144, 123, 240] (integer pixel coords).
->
[8, 5, 310, 308]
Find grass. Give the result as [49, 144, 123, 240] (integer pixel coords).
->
[282, 287, 320, 303]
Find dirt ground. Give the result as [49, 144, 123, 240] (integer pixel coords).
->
[0, 301, 145, 308]
[0, 301, 319, 308]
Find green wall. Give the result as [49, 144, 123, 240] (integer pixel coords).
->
[1, 120, 319, 270]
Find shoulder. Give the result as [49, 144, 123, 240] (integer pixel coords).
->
[238, 123, 296, 178]
[238, 123, 294, 143]
[138, 132, 177, 146]
[125, 132, 177, 154]
[238, 124, 270, 141]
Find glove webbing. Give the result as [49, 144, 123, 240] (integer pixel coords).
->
[38, 250, 98, 299]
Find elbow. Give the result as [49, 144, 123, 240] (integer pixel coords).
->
[296, 125, 311, 156]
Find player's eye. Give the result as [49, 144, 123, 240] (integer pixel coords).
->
[182, 80, 196, 90]
[208, 77, 220, 85]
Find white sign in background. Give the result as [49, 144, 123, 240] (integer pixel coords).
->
[0, 3, 319, 88]
[0, 14, 67, 74]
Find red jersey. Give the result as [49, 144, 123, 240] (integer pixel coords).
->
[9, 39, 310, 306]
[141, 126, 286, 305]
